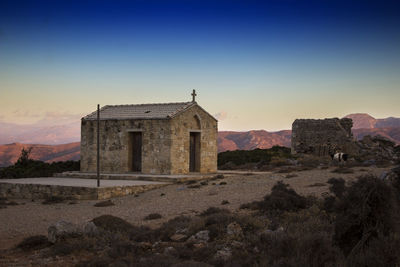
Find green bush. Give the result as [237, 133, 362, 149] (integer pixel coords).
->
[218, 146, 292, 167]
[334, 175, 398, 256]
[0, 148, 79, 178]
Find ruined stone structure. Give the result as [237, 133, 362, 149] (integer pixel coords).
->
[80, 96, 218, 174]
[291, 118, 358, 156]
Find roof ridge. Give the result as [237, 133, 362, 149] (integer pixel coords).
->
[167, 102, 196, 118]
[104, 101, 191, 107]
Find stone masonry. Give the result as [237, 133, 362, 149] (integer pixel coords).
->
[291, 118, 359, 156]
[81, 100, 218, 175]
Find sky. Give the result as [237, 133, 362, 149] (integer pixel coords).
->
[0, 0, 399, 132]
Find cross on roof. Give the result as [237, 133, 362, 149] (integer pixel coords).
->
[191, 89, 197, 102]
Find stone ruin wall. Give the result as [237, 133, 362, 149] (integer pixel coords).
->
[291, 118, 359, 156]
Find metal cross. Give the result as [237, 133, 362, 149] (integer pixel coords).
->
[191, 89, 197, 102]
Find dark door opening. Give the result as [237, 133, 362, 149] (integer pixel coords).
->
[189, 132, 200, 172]
[129, 132, 142, 172]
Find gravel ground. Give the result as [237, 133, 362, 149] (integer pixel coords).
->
[0, 166, 389, 250]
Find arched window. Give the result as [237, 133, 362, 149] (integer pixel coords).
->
[194, 114, 201, 129]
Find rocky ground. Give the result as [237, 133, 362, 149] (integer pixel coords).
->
[0, 166, 390, 254]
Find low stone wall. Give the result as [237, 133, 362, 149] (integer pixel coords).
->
[0, 182, 165, 200]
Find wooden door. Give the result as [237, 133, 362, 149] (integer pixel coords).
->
[189, 133, 196, 172]
[132, 132, 142, 172]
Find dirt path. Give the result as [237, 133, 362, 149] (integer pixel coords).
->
[0, 166, 389, 250]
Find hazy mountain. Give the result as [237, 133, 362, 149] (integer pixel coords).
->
[344, 113, 400, 129]
[218, 130, 291, 152]
[1, 113, 399, 166]
[0, 122, 80, 145]
[0, 142, 80, 167]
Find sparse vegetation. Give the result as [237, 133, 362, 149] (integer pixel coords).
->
[42, 196, 66, 205]
[94, 200, 115, 207]
[218, 146, 293, 169]
[144, 213, 163, 220]
[0, 148, 80, 178]
[5, 165, 400, 266]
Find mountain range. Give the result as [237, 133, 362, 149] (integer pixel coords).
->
[0, 113, 399, 166]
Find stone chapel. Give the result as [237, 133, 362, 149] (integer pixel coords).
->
[80, 91, 218, 174]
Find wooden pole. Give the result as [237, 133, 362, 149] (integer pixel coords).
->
[97, 104, 100, 187]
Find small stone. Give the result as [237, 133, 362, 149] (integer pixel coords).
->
[214, 247, 232, 261]
[48, 221, 82, 243]
[170, 234, 187, 242]
[231, 241, 244, 249]
[188, 230, 209, 243]
[163, 246, 178, 256]
[226, 222, 243, 240]
[193, 243, 206, 249]
[83, 221, 99, 236]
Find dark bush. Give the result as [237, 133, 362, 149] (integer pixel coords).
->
[258, 181, 308, 215]
[327, 178, 346, 198]
[92, 215, 135, 234]
[218, 146, 292, 167]
[94, 200, 115, 207]
[17, 235, 51, 251]
[42, 196, 65, 205]
[199, 207, 230, 217]
[331, 167, 354, 174]
[0, 148, 80, 178]
[144, 213, 163, 220]
[334, 175, 398, 256]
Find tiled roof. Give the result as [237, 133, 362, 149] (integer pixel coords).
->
[82, 102, 196, 120]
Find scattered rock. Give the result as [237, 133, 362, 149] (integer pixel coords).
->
[226, 222, 243, 240]
[144, 213, 162, 220]
[83, 221, 99, 236]
[188, 230, 210, 243]
[213, 247, 232, 261]
[221, 200, 229, 205]
[219, 182, 227, 185]
[48, 221, 82, 243]
[163, 246, 178, 256]
[231, 240, 244, 249]
[193, 243, 206, 249]
[170, 234, 187, 242]
[94, 200, 114, 207]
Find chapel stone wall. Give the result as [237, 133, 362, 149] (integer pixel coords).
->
[80, 119, 171, 174]
[170, 105, 218, 174]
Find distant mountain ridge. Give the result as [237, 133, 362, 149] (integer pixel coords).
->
[344, 113, 400, 129]
[1, 113, 399, 166]
[0, 142, 80, 167]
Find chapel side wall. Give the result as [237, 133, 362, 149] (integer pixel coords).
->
[170, 105, 218, 174]
[80, 119, 171, 174]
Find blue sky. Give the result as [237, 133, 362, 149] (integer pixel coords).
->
[0, 0, 399, 131]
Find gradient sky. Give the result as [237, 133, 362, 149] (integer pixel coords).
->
[1, 0, 399, 131]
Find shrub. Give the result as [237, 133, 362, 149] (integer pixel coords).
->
[327, 178, 346, 198]
[334, 175, 398, 256]
[94, 200, 115, 207]
[0, 148, 80, 178]
[144, 213, 163, 220]
[200, 207, 230, 217]
[331, 167, 354, 174]
[17, 235, 51, 251]
[217, 146, 292, 168]
[42, 196, 65, 205]
[258, 181, 308, 215]
[92, 215, 135, 234]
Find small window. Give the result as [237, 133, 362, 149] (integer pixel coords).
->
[145, 110, 151, 113]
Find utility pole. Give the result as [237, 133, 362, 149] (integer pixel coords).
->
[97, 104, 100, 187]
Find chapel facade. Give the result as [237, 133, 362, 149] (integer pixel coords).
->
[80, 93, 218, 174]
